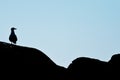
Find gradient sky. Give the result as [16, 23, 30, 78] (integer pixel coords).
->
[0, 0, 120, 67]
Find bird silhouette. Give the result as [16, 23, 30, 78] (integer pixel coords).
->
[9, 27, 17, 44]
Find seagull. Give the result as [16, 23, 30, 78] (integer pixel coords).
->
[9, 27, 17, 44]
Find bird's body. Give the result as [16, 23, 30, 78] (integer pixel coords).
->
[9, 27, 17, 44]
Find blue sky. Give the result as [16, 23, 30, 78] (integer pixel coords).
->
[0, 0, 120, 67]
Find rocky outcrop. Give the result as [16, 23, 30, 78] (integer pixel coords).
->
[0, 41, 66, 80]
[0, 41, 119, 80]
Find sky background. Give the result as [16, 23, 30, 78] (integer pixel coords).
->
[0, 0, 120, 67]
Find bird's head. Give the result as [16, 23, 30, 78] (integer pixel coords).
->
[11, 27, 17, 30]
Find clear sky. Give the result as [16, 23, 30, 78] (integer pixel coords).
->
[0, 0, 120, 67]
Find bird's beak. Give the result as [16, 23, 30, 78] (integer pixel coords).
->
[14, 28, 17, 30]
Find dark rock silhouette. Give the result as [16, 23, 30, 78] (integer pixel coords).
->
[0, 41, 66, 80]
[109, 54, 120, 65]
[9, 27, 17, 44]
[67, 57, 108, 79]
[108, 54, 120, 79]
[0, 41, 119, 80]
[67, 54, 120, 80]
